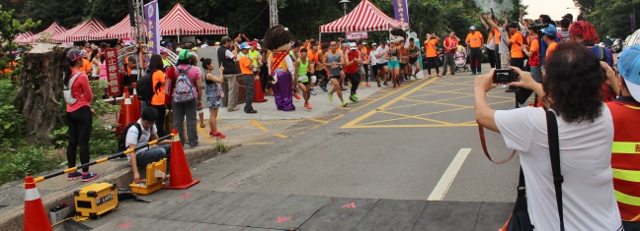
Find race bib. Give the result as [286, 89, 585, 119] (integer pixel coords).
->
[298, 74, 308, 82]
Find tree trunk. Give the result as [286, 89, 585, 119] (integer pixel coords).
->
[12, 43, 69, 147]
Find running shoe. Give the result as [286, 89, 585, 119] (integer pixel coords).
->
[67, 171, 83, 181]
[366, 82, 371, 87]
[82, 173, 99, 182]
[377, 81, 381, 87]
[304, 102, 312, 109]
[328, 93, 333, 102]
[310, 88, 317, 95]
[393, 84, 396, 89]
[360, 82, 365, 87]
[437, 74, 442, 77]
[428, 75, 433, 78]
[478, 71, 482, 74]
[342, 101, 348, 107]
[320, 85, 328, 92]
[353, 94, 359, 101]
[215, 132, 226, 139]
[383, 81, 389, 86]
[397, 81, 401, 86]
[349, 94, 359, 102]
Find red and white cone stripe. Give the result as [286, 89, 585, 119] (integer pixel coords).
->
[24, 188, 41, 201]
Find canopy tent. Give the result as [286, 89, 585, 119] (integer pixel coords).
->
[52, 18, 106, 43]
[14, 32, 34, 45]
[319, 0, 408, 35]
[90, 15, 140, 41]
[29, 22, 67, 43]
[159, 3, 228, 42]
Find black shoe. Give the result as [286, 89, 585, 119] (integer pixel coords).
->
[246, 109, 258, 114]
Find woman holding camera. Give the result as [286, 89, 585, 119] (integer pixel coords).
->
[474, 42, 622, 230]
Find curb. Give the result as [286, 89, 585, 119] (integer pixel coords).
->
[0, 143, 240, 230]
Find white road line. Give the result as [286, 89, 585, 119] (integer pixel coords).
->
[428, 148, 472, 201]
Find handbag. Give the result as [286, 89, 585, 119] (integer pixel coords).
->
[164, 110, 174, 134]
[483, 109, 564, 231]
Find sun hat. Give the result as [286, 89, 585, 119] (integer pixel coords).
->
[617, 45, 640, 102]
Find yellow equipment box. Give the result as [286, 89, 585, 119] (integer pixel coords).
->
[130, 158, 167, 195]
[73, 182, 118, 218]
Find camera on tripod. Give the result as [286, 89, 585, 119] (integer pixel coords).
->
[528, 19, 547, 34]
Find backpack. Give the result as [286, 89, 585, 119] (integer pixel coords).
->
[137, 71, 154, 101]
[172, 67, 196, 103]
[63, 72, 82, 105]
[118, 122, 142, 152]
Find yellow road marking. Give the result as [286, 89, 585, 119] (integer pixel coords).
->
[349, 124, 477, 128]
[252, 119, 288, 139]
[244, 142, 274, 145]
[379, 110, 454, 125]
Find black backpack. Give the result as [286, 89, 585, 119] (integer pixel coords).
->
[118, 122, 142, 152]
[137, 71, 154, 101]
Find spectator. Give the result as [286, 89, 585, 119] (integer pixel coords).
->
[603, 45, 640, 230]
[125, 107, 172, 184]
[543, 25, 559, 60]
[148, 54, 168, 138]
[479, 14, 498, 69]
[64, 49, 98, 182]
[562, 13, 574, 24]
[201, 58, 225, 139]
[506, 22, 525, 69]
[522, 28, 541, 82]
[238, 42, 257, 114]
[569, 20, 615, 101]
[217, 36, 240, 112]
[559, 19, 571, 41]
[486, 15, 510, 70]
[465, 26, 484, 75]
[538, 14, 560, 66]
[425, 34, 441, 78]
[172, 49, 203, 148]
[474, 41, 622, 230]
[442, 32, 459, 76]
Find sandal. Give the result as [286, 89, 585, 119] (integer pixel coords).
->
[200, 124, 205, 128]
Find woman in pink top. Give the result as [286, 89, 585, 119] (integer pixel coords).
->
[64, 49, 98, 182]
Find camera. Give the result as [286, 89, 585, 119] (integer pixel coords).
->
[493, 69, 519, 83]
[528, 19, 547, 33]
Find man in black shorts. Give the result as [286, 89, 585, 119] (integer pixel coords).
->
[374, 40, 389, 87]
[316, 43, 330, 92]
[407, 38, 421, 80]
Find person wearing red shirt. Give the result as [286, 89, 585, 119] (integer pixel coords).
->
[64, 49, 98, 182]
[442, 31, 459, 76]
[345, 43, 362, 102]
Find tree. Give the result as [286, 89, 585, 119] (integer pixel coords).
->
[0, 4, 39, 73]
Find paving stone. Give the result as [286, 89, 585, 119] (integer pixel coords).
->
[247, 194, 331, 230]
[92, 216, 158, 231]
[412, 201, 481, 230]
[188, 223, 245, 231]
[117, 190, 209, 218]
[202, 193, 291, 226]
[164, 191, 251, 222]
[297, 198, 378, 231]
[353, 199, 428, 231]
[138, 219, 199, 231]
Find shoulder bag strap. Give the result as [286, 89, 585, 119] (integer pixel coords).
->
[545, 110, 564, 231]
[67, 72, 82, 88]
[517, 167, 526, 198]
[478, 125, 516, 164]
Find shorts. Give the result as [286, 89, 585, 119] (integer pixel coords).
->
[330, 75, 341, 79]
[358, 66, 365, 75]
[377, 63, 387, 70]
[387, 60, 400, 69]
[298, 74, 310, 85]
[409, 58, 418, 64]
[400, 63, 407, 69]
[371, 64, 378, 75]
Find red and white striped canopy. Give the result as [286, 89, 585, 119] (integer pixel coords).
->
[159, 3, 227, 36]
[14, 32, 34, 45]
[29, 22, 67, 43]
[90, 15, 140, 40]
[52, 18, 106, 43]
[320, 0, 408, 33]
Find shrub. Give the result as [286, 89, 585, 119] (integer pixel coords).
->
[0, 144, 59, 185]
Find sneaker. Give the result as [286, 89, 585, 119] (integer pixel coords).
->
[342, 101, 348, 107]
[228, 107, 239, 112]
[428, 75, 432, 78]
[320, 85, 328, 92]
[82, 173, 99, 182]
[360, 82, 365, 87]
[393, 84, 397, 89]
[310, 88, 317, 95]
[437, 74, 442, 77]
[377, 81, 381, 87]
[293, 93, 301, 100]
[349, 94, 359, 102]
[304, 102, 312, 109]
[366, 82, 371, 87]
[328, 93, 333, 102]
[352, 94, 359, 101]
[67, 171, 83, 181]
[478, 71, 482, 75]
[383, 81, 389, 86]
[471, 73, 477, 75]
[215, 132, 226, 139]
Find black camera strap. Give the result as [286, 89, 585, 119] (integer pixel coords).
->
[545, 109, 565, 231]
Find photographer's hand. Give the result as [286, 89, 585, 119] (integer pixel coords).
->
[509, 66, 545, 98]
[601, 61, 621, 94]
[474, 68, 499, 133]
[474, 68, 498, 93]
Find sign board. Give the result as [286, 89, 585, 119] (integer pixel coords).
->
[392, 0, 410, 24]
[145, 1, 160, 64]
[346, 31, 368, 40]
[104, 48, 121, 96]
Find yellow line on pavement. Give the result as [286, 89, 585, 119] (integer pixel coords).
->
[349, 124, 478, 128]
[251, 119, 288, 139]
[341, 77, 439, 128]
[378, 110, 454, 125]
[244, 142, 274, 145]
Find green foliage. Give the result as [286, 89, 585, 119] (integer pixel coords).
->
[0, 144, 59, 185]
[0, 79, 24, 146]
[588, 0, 640, 38]
[0, 3, 40, 51]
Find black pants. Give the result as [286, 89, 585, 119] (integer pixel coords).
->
[317, 69, 329, 87]
[469, 48, 483, 73]
[511, 57, 525, 69]
[494, 49, 501, 69]
[242, 74, 255, 112]
[426, 57, 440, 75]
[363, 65, 370, 82]
[487, 48, 496, 68]
[345, 73, 360, 95]
[150, 104, 166, 137]
[260, 65, 269, 91]
[67, 106, 92, 172]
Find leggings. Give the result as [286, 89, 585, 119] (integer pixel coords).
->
[67, 106, 92, 172]
[486, 48, 497, 68]
[426, 57, 440, 75]
[150, 104, 166, 137]
[345, 73, 360, 95]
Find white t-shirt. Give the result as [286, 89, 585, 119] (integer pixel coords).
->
[497, 27, 510, 54]
[369, 50, 377, 66]
[125, 119, 157, 160]
[495, 106, 621, 230]
[375, 46, 388, 64]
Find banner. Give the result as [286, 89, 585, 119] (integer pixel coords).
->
[392, 0, 409, 24]
[104, 48, 121, 96]
[346, 31, 368, 40]
[145, 1, 160, 62]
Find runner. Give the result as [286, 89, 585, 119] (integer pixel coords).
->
[344, 43, 362, 102]
[317, 43, 330, 92]
[357, 42, 370, 87]
[324, 41, 348, 107]
[407, 38, 421, 80]
[386, 40, 401, 88]
[375, 40, 389, 87]
[340, 43, 350, 91]
[398, 40, 409, 82]
[369, 43, 378, 86]
[294, 48, 313, 109]
[307, 43, 320, 95]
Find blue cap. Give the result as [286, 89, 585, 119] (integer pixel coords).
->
[239, 42, 250, 50]
[178, 49, 192, 60]
[469, 26, 476, 30]
[542, 25, 557, 36]
[165, 42, 172, 47]
[617, 45, 640, 102]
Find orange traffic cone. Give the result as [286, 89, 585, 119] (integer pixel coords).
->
[116, 86, 137, 134]
[253, 75, 267, 103]
[131, 83, 141, 118]
[164, 129, 200, 189]
[23, 176, 52, 231]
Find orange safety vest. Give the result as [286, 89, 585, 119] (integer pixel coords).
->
[608, 99, 640, 221]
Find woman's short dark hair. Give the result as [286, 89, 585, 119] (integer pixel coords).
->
[148, 54, 164, 72]
[542, 41, 605, 123]
[200, 57, 212, 70]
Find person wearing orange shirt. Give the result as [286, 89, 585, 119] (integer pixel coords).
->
[543, 25, 558, 62]
[424, 33, 441, 78]
[79, 50, 92, 76]
[358, 42, 370, 87]
[506, 22, 525, 69]
[307, 43, 320, 95]
[147, 54, 168, 137]
[465, 26, 484, 75]
[239, 42, 257, 114]
[479, 13, 498, 68]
